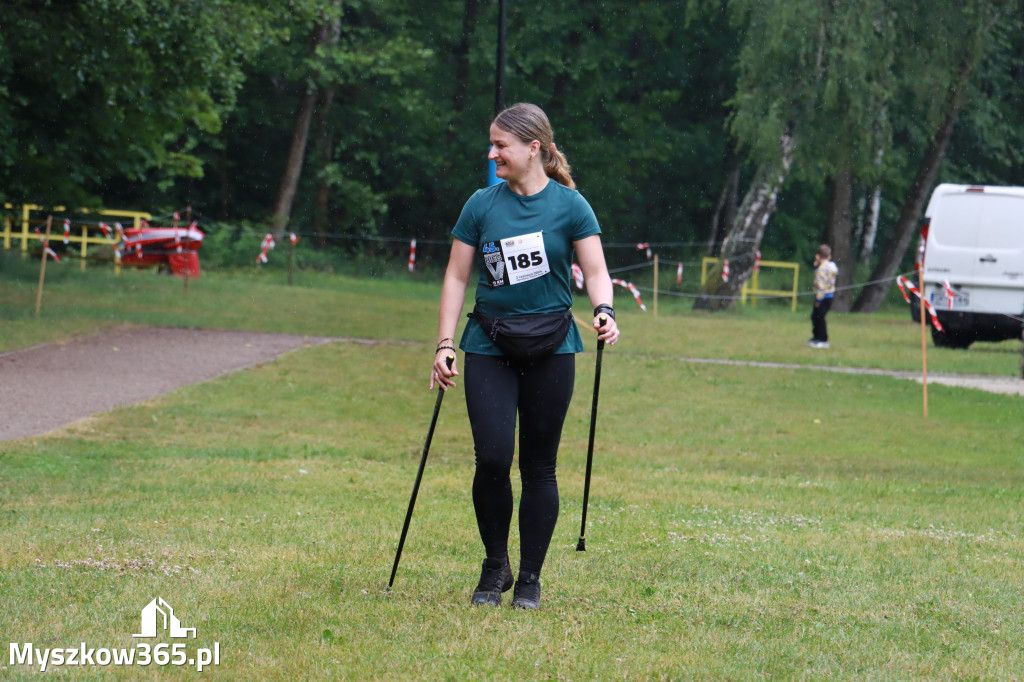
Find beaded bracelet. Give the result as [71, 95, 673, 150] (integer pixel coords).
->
[435, 345, 455, 354]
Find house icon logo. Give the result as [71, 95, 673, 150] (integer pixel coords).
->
[132, 597, 197, 639]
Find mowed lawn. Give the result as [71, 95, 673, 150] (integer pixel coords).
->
[1, 261, 1023, 679]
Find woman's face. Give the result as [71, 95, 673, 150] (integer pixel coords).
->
[488, 123, 538, 183]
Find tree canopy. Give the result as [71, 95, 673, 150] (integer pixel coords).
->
[2, 0, 1022, 302]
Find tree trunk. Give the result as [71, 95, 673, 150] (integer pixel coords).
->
[269, 16, 340, 237]
[446, 0, 478, 145]
[551, 30, 584, 114]
[694, 130, 794, 311]
[859, 185, 881, 266]
[826, 169, 853, 312]
[706, 164, 740, 256]
[311, 86, 337, 245]
[218, 142, 230, 219]
[851, 61, 970, 313]
[269, 77, 318, 236]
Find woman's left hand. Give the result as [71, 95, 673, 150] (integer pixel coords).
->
[593, 314, 619, 346]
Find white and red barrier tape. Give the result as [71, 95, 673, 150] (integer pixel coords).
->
[571, 263, 584, 290]
[34, 228, 61, 262]
[636, 242, 652, 260]
[408, 239, 416, 272]
[612, 278, 646, 311]
[257, 233, 275, 264]
[896, 275, 944, 332]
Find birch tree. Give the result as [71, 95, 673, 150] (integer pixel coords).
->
[696, 0, 895, 310]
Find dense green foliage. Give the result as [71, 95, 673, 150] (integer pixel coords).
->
[1, 1, 1022, 272]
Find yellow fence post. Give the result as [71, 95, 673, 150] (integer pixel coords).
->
[700, 257, 714, 286]
[2, 205, 151, 276]
[699, 256, 800, 311]
[80, 223, 89, 271]
[20, 205, 31, 251]
[790, 264, 799, 312]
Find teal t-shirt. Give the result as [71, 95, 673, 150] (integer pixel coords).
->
[452, 180, 601, 356]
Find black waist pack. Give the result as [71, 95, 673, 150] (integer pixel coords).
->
[468, 307, 573, 359]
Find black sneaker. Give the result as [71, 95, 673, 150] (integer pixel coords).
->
[511, 570, 541, 610]
[471, 557, 513, 606]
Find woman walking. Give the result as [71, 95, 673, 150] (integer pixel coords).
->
[431, 103, 619, 609]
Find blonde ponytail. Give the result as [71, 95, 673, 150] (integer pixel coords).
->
[493, 103, 576, 189]
[542, 142, 574, 190]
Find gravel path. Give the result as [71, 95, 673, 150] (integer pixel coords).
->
[2, 327, 1019, 442]
[669, 356, 1024, 396]
[0, 327, 340, 442]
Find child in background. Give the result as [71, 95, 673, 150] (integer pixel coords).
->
[808, 244, 838, 349]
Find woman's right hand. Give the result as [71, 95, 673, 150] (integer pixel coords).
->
[430, 352, 458, 391]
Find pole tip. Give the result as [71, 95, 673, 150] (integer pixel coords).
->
[576, 538, 586, 552]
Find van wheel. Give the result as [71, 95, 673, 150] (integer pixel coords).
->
[931, 328, 973, 349]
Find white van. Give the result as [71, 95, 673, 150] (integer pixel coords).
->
[911, 183, 1024, 348]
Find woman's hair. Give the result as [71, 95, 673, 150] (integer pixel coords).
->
[493, 103, 575, 189]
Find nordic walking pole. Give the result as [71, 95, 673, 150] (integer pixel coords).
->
[387, 355, 455, 590]
[577, 316, 607, 552]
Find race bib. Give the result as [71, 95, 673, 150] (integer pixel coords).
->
[481, 231, 550, 287]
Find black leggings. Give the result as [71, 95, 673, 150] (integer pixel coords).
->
[464, 352, 575, 575]
[811, 297, 833, 342]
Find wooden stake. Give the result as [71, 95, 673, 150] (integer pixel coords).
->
[288, 235, 295, 286]
[652, 253, 659, 318]
[919, 267, 928, 419]
[35, 215, 53, 316]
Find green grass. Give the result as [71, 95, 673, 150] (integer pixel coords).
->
[1, 254, 1023, 679]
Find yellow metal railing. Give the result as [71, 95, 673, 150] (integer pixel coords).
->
[701, 257, 800, 312]
[2, 203, 151, 271]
